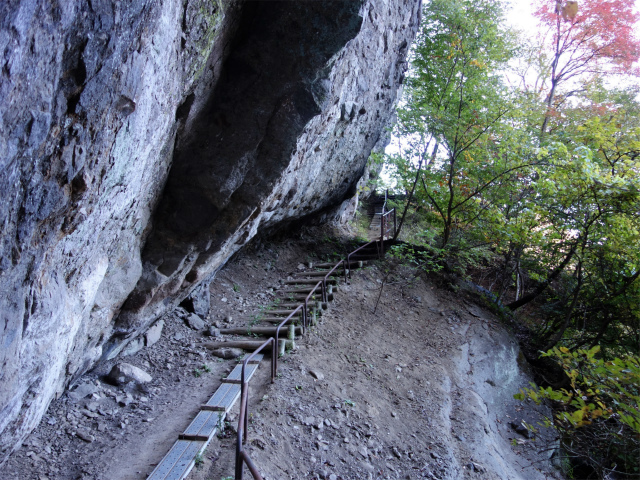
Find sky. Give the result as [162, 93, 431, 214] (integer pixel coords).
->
[505, 0, 536, 34]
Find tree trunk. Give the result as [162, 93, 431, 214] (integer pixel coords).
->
[506, 240, 578, 310]
[543, 260, 583, 350]
[394, 141, 438, 241]
[394, 158, 423, 241]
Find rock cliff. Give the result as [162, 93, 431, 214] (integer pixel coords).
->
[0, 0, 419, 461]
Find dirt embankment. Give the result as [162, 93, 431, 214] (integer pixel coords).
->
[2, 228, 560, 480]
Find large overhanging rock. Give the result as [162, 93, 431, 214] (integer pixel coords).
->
[0, 0, 419, 462]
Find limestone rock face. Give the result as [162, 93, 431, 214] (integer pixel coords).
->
[0, 0, 419, 462]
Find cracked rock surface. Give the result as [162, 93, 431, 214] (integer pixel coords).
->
[0, 0, 419, 461]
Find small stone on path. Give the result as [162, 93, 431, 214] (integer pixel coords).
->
[210, 347, 244, 359]
[204, 326, 221, 337]
[67, 382, 99, 401]
[185, 313, 205, 330]
[108, 363, 152, 385]
[75, 428, 95, 443]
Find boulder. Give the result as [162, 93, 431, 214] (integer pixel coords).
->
[185, 314, 205, 331]
[145, 320, 165, 347]
[107, 363, 152, 386]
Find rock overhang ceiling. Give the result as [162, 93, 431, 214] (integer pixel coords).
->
[0, 0, 420, 462]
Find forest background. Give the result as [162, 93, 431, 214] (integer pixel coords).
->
[373, 0, 640, 478]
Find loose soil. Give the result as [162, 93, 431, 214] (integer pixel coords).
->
[2, 226, 561, 480]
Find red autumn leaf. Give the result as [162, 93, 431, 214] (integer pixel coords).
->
[533, 0, 640, 133]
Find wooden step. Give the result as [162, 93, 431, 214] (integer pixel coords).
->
[263, 317, 304, 324]
[348, 253, 378, 259]
[224, 362, 261, 383]
[204, 340, 285, 351]
[292, 271, 337, 278]
[180, 410, 224, 441]
[220, 326, 302, 336]
[280, 290, 322, 305]
[148, 354, 264, 480]
[263, 309, 304, 316]
[267, 303, 303, 309]
[147, 439, 206, 480]
[204, 382, 241, 411]
[279, 286, 322, 294]
[312, 262, 346, 269]
[283, 278, 337, 285]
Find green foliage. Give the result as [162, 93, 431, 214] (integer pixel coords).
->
[386, 1, 640, 474]
[388, 0, 543, 253]
[390, 243, 444, 274]
[515, 346, 640, 477]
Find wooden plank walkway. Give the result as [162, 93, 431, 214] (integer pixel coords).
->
[147, 354, 264, 480]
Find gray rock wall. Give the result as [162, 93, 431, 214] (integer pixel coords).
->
[0, 0, 419, 461]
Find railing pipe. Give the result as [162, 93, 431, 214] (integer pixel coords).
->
[275, 305, 303, 348]
[303, 281, 324, 329]
[381, 213, 385, 255]
[236, 337, 275, 480]
[346, 240, 378, 279]
[238, 450, 263, 480]
[322, 259, 346, 294]
[393, 208, 397, 239]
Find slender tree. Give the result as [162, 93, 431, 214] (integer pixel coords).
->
[532, 0, 640, 134]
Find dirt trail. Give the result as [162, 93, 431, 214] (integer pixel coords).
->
[194, 258, 560, 480]
[2, 228, 560, 480]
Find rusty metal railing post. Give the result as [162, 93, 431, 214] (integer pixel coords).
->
[380, 214, 385, 258]
[235, 398, 244, 479]
[236, 336, 277, 480]
[393, 208, 397, 239]
[344, 259, 348, 284]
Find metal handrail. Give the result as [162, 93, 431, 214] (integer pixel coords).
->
[380, 208, 396, 253]
[236, 337, 276, 479]
[382, 188, 388, 215]
[381, 208, 395, 237]
[322, 259, 348, 294]
[346, 240, 380, 279]
[234, 235, 397, 479]
[275, 304, 304, 345]
[303, 281, 324, 328]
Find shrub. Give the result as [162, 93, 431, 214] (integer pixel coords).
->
[515, 346, 640, 478]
